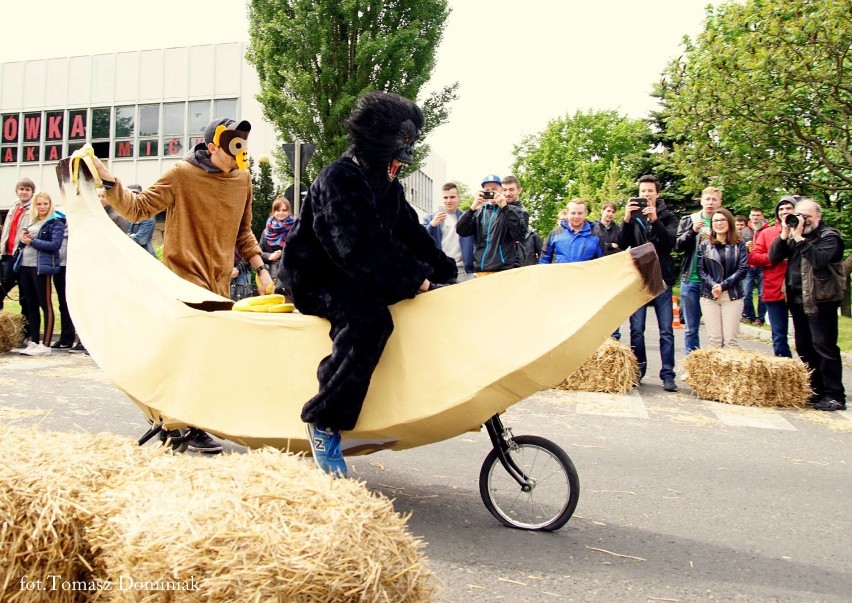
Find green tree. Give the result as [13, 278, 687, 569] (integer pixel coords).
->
[658, 0, 852, 237]
[251, 156, 278, 238]
[511, 109, 651, 235]
[246, 0, 458, 177]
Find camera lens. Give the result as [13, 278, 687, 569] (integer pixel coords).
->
[784, 214, 800, 228]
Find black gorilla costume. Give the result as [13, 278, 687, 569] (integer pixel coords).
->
[282, 92, 457, 432]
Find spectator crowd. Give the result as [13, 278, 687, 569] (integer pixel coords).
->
[2, 169, 845, 414]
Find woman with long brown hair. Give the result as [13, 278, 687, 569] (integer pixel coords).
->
[696, 208, 749, 348]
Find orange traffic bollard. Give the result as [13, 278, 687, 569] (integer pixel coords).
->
[672, 295, 683, 329]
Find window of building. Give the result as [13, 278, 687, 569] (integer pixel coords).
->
[188, 100, 210, 148]
[91, 107, 111, 159]
[44, 110, 64, 162]
[114, 105, 135, 159]
[163, 102, 185, 157]
[1, 113, 18, 164]
[139, 104, 159, 159]
[213, 98, 237, 120]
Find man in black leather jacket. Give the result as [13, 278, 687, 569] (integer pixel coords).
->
[769, 198, 846, 411]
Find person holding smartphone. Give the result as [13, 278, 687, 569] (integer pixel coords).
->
[619, 175, 680, 392]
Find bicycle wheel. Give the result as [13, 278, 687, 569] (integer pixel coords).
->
[479, 435, 579, 531]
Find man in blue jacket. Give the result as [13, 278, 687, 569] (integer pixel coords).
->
[539, 199, 604, 264]
[422, 182, 474, 282]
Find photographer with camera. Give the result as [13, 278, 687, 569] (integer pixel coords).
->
[769, 198, 846, 411]
[748, 196, 797, 358]
[619, 175, 680, 392]
[456, 173, 529, 275]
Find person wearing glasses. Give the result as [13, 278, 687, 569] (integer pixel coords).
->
[675, 186, 723, 354]
[769, 198, 846, 412]
[696, 208, 749, 349]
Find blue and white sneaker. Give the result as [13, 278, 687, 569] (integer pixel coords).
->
[305, 423, 347, 477]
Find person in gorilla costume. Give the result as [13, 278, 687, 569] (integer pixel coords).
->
[282, 91, 457, 476]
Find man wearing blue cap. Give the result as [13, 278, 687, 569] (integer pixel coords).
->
[456, 174, 529, 275]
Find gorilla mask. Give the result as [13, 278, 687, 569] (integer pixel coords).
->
[346, 92, 424, 181]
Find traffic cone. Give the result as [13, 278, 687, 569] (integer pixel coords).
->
[672, 295, 683, 329]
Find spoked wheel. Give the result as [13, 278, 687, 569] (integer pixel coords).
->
[479, 434, 579, 531]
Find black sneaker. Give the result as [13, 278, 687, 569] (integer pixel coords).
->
[662, 378, 679, 392]
[51, 341, 73, 350]
[186, 428, 223, 454]
[68, 342, 87, 354]
[813, 398, 846, 412]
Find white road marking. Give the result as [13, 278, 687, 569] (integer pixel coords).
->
[704, 401, 797, 430]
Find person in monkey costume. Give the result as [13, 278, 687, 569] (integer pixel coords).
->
[282, 91, 457, 477]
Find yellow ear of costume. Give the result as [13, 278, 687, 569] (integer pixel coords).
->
[212, 125, 228, 147]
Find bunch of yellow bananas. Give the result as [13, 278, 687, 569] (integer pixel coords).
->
[232, 294, 295, 313]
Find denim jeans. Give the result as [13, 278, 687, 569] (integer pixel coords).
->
[680, 281, 702, 354]
[764, 300, 792, 357]
[742, 268, 765, 321]
[629, 286, 676, 381]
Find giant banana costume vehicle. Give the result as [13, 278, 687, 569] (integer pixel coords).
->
[56, 150, 664, 531]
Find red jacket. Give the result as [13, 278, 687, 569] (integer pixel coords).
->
[748, 222, 786, 301]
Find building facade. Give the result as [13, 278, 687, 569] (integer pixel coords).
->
[0, 42, 445, 219]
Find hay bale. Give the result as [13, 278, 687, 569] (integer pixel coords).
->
[0, 426, 437, 603]
[0, 311, 24, 353]
[0, 426, 145, 603]
[556, 338, 639, 394]
[683, 349, 811, 407]
[88, 449, 436, 602]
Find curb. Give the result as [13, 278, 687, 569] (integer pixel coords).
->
[738, 323, 852, 368]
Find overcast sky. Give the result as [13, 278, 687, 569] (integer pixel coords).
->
[2, 0, 722, 191]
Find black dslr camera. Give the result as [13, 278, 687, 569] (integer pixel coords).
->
[784, 213, 803, 228]
[482, 191, 495, 200]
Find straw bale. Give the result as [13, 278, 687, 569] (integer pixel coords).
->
[88, 448, 437, 603]
[0, 426, 146, 603]
[556, 338, 639, 394]
[0, 426, 437, 603]
[0, 311, 24, 353]
[683, 349, 811, 407]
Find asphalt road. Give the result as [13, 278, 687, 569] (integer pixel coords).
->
[1, 319, 850, 602]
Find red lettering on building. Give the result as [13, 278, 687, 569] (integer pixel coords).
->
[117, 142, 132, 157]
[3, 115, 18, 143]
[144, 141, 152, 156]
[24, 116, 41, 141]
[24, 146, 38, 161]
[167, 138, 181, 155]
[69, 114, 86, 138]
[2, 148, 15, 163]
[46, 145, 61, 161]
[47, 115, 63, 139]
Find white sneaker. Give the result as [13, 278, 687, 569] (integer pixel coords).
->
[22, 343, 51, 356]
[17, 341, 39, 355]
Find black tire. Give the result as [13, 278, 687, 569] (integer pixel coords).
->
[479, 435, 579, 531]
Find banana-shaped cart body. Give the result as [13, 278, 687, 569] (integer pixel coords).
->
[56, 155, 664, 455]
